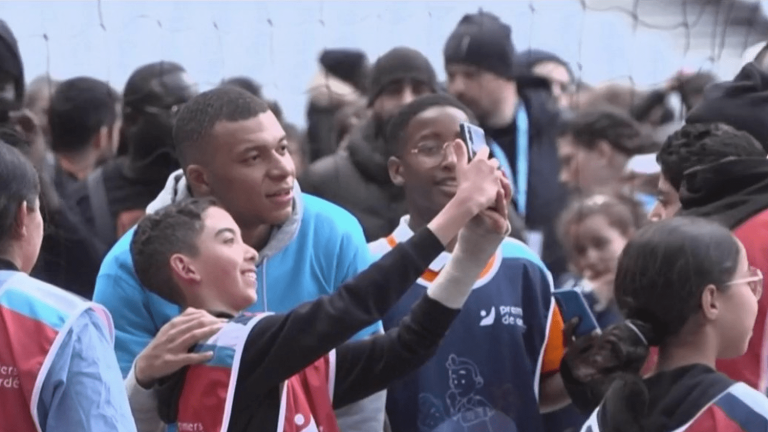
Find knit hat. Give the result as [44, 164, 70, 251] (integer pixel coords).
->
[686, 62, 768, 151]
[444, 11, 516, 80]
[319, 49, 370, 93]
[367, 47, 437, 106]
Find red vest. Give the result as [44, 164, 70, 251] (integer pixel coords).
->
[176, 313, 341, 432]
[0, 270, 113, 432]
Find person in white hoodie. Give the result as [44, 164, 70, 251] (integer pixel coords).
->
[93, 86, 387, 431]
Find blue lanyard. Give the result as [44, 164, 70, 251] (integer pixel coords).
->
[489, 105, 529, 218]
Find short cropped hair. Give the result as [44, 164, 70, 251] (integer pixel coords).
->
[172, 86, 270, 168]
[385, 93, 475, 158]
[657, 123, 765, 191]
[48, 77, 120, 154]
[131, 198, 218, 305]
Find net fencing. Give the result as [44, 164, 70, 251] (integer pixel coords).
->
[3, 0, 768, 127]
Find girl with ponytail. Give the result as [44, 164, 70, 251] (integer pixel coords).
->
[561, 217, 768, 432]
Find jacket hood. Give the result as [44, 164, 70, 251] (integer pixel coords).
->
[686, 62, 768, 151]
[0, 20, 24, 113]
[595, 365, 732, 432]
[146, 169, 303, 262]
[515, 49, 574, 81]
[345, 118, 395, 186]
[679, 157, 768, 229]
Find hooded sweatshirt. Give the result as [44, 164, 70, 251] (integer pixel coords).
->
[300, 118, 406, 242]
[686, 62, 768, 151]
[92, 170, 384, 430]
[582, 364, 768, 431]
[679, 157, 768, 393]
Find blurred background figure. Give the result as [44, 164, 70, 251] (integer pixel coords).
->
[556, 107, 660, 212]
[68, 61, 198, 248]
[517, 49, 575, 110]
[306, 48, 369, 162]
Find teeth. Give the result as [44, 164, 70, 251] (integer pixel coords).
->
[243, 272, 256, 282]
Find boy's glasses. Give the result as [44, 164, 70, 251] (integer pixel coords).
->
[727, 266, 763, 299]
[410, 140, 453, 167]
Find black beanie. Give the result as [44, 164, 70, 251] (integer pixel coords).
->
[368, 47, 437, 105]
[686, 62, 768, 151]
[444, 11, 516, 80]
[319, 49, 369, 93]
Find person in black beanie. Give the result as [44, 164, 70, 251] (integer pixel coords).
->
[686, 62, 768, 151]
[301, 46, 438, 242]
[306, 48, 369, 162]
[68, 61, 198, 248]
[444, 11, 569, 279]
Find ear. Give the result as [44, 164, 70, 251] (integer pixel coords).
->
[185, 164, 212, 196]
[594, 139, 615, 163]
[12, 201, 29, 241]
[169, 253, 201, 285]
[388, 156, 405, 186]
[92, 126, 110, 152]
[700, 284, 720, 321]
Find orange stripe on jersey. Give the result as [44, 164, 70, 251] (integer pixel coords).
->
[385, 235, 496, 283]
[541, 305, 565, 374]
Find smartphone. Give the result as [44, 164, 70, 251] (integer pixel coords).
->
[459, 122, 488, 160]
[553, 288, 601, 337]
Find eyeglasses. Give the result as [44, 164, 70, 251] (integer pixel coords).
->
[726, 266, 764, 299]
[141, 103, 183, 117]
[409, 140, 454, 166]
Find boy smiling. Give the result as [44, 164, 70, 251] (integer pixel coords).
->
[129, 142, 512, 432]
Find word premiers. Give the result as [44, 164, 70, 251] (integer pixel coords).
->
[0, 364, 19, 389]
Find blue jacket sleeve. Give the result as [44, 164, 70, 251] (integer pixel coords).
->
[38, 310, 137, 432]
[92, 233, 177, 377]
[335, 216, 383, 339]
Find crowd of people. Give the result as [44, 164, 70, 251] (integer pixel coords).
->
[3, 8, 768, 432]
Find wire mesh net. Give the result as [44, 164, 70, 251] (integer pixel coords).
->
[3, 0, 768, 126]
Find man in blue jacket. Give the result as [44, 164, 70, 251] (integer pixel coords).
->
[93, 86, 383, 431]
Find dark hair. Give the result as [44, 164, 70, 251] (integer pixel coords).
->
[558, 107, 659, 156]
[0, 141, 40, 251]
[561, 217, 741, 430]
[558, 193, 646, 251]
[657, 123, 766, 191]
[172, 86, 270, 168]
[385, 93, 475, 158]
[131, 198, 218, 305]
[220, 76, 263, 99]
[48, 77, 120, 154]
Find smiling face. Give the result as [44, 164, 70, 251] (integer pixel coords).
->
[388, 105, 470, 223]
[174, 206, 259, 315]
[186, 111, 296, 231]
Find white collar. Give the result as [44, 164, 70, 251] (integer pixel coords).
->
[391, 215, 453, 273]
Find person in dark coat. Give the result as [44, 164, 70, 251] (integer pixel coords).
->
[444, 11, 570, 278]
[300, 47, 438, 242]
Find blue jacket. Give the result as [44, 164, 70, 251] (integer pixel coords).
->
[92, 171, 378, 378]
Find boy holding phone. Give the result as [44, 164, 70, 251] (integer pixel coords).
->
[375, 93, 570, 432]
[127, 146, 511, 432]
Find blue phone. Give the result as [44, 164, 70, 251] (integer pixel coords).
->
[553, 288, 601, 337]
[459, 122, 488, 160]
